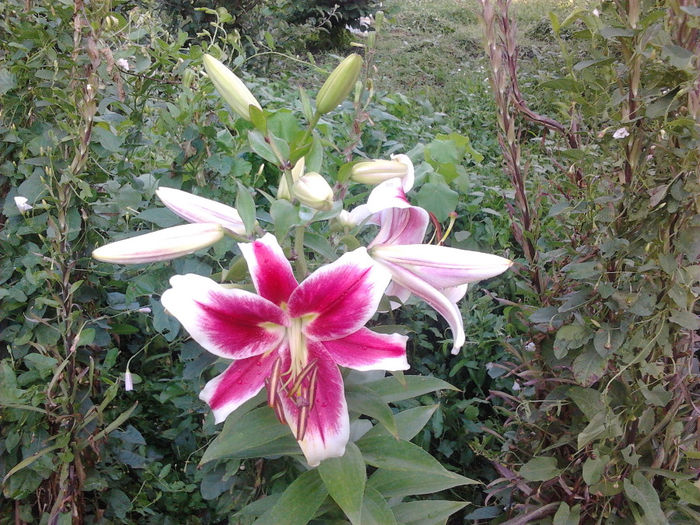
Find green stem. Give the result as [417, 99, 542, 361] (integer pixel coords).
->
[294, 225, 307, 279]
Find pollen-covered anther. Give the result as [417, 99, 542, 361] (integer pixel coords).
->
[266, 356, 283, 407]
[297, 404, 310, 441]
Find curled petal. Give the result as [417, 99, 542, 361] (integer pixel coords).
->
[239, 233, 299, 306]
[323, 328, 409, 372]
[390, 154, 415, 192]
[92, 223, 224, 264]
[371, 244, 512, 289]
[200, 352, 279, 423]
[369, 206, 429, 248]
[289, 247, 391, 341]
[377, 259, 465, 355]
[279, 343, 349, 466]
[161, 273, 287, 360]
[156, 187, 246, 236]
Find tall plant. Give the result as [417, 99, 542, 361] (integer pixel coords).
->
[480, 0, 699, 521]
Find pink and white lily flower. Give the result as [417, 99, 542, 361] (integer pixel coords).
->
[350, 171, 512, 355]
[161, 233, 408, 466]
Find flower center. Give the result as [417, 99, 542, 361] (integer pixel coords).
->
[265, 316, 319, 441]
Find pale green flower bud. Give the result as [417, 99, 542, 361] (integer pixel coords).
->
[293, 172, 334, 211]
[92, 223, 224, 264]
[315, 54, 363, 115]
[202, 54, 261, 121]
[351, 159, 408, 185]
[277, 158, 305, 200]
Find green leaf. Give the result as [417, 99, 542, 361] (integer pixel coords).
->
[253, 469, 327, 525]
[623, 472, 669, 525]
[235, 182, 256, 235]
[346, 389, 398, 438]
[270, 199, 300, 238]
[361, 375, 458, 403]
[248, 130, 279, 164]
[318, 443, 365, 524]
[567, 386, 602, 420]
[668, 310, 700, 330]
[553, 323, 591, 359]
[358, 436, 452, 475]
[392, 500, 469, 525]
[367, 469, 477, 499]
[518, 456, 561, 482]
[360, 486, 397, 525]
[362, 405, 439, 441]
[553, 502, 581, 525]
[415, 183, 458, 222]
[672, 480, 700, 505]
[23, 353, 58, 379]
[200, 406, 294, 464]
[572, 346, 606, 386]
[582, 455, 609, 485]
[136, 208, 184, 228]
[0, 68, 17, 95]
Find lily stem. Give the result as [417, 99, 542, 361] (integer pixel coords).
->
[294, 225, 308, 279]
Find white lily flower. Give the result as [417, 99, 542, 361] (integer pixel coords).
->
[156, 187, 247, 236]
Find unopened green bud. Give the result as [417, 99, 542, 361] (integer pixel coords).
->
[202, 54, 261, 121]
[293, 172, 334, 211]
[315, 54, 363, 115]
[277, 158, 305, 200]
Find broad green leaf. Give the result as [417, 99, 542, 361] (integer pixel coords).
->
[668, 309, 700, 330]
[136, 208, 184, 228]
[553, 323, 591, 359]
[367, 469, 477, 499]
[553, 502, 581, 525]
[360, 486, 397, 525]
[593, 327, 624, 357]
[623, 472, 669, 525]
[0, 68, 17, 95]
[518, 456, 561, 482]
[361, 375, 458, 403]
[254, 469, 327, 525]
[318, 443, 365, 524]
[572, 345, 606, 386]
[346, 389, 398, 438]
[358, 436, 452, 474]
[270, 199, 301, 238]
[672, 480, 700, 505]
[415, 182, 458, 222]
[582, 455, 609, 485]
[200, 406, 293, 464]
[392, 500, 468, 525]
[248, 130, 278, 164]
[567, 386, 602, 420]
[363, 405, 439, 441]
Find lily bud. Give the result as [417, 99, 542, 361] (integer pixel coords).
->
[277, 158, 305, 200]
[315, 54, 363, 115]
[156, 187, 246, 236]
[202, 54, 261, 121]
[293, 172, 334, 211]
[351, 159, 408, 185]
[92, 223, 224, 264]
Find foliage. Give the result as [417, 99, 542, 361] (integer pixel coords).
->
[480, 0, 700, 521]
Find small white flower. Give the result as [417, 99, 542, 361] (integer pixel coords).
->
[512, 380, 521, 391]
[14, 196, 33, 213]
[116, 58, 130, 71]
[613, 127, 629, 139]
[525, 341, 536, 352]
[124, 370, 134, 391]
[137, 307, 152, 314]
[485, 362, 494, 370]
[592, 8, 600, 17]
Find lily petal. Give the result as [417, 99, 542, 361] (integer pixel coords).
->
[376, 259, 466, 355]
[161, 273, 287, 360]
[322, 328, 409, 371]
[371, 244, 512, 289]
[289, 248, 391, 341]
[370, 206, 429, 248]
[239, 233, 299, 306]
[200, 352, 279, 423]
[279, 342, 349, 466]
[92, 223, 224, 264]
[156, 187, 247, 236]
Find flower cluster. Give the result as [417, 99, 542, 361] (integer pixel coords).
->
[93, 54, 512, 467]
